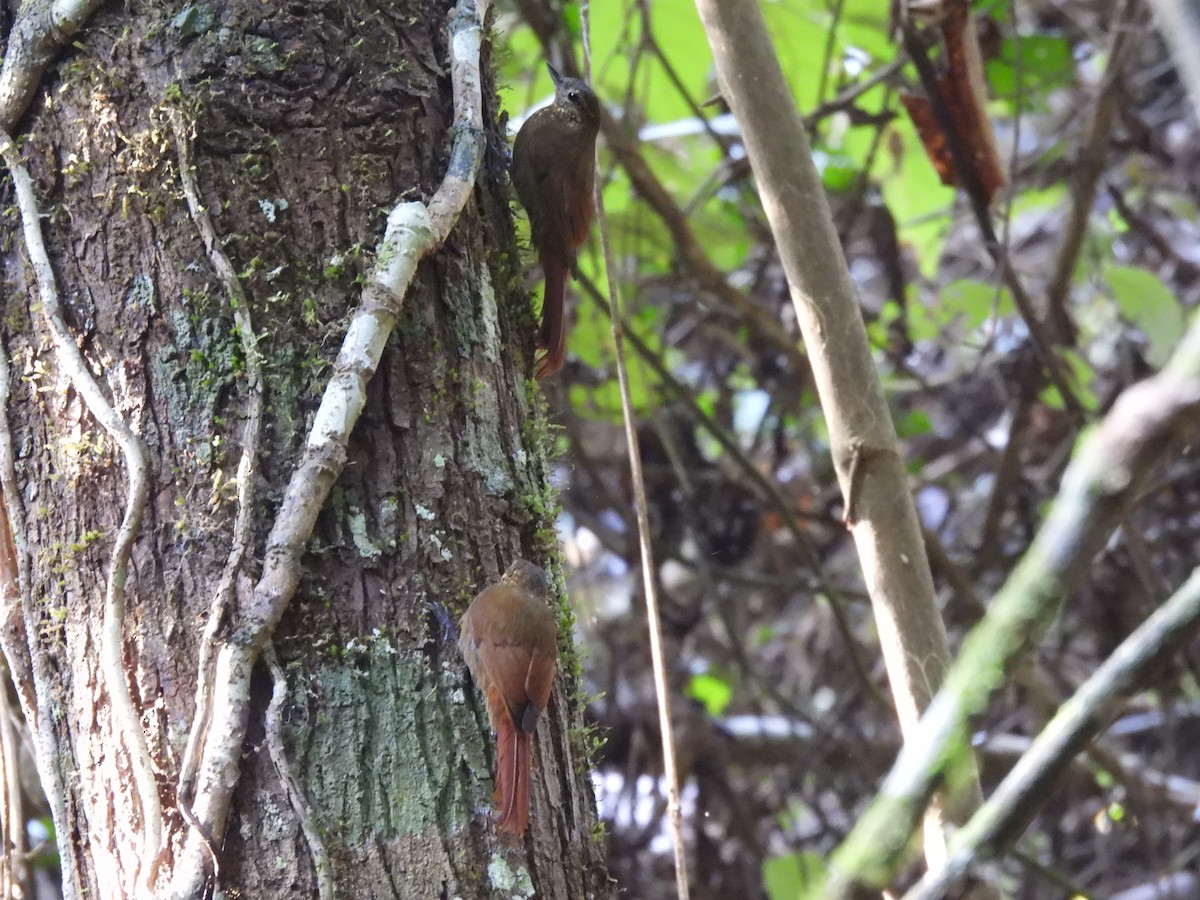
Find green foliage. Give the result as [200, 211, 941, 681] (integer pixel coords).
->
[987, 34, 1075, 113]
[763, 851, 826, 899]
[685, 671, 733, 717]
[907, 277, 1011, 343]
[1103, 263, 1186, 367]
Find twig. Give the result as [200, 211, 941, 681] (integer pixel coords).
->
[1043, 0, 1142, 343]
[264, 644, 334, 900]
[804, 58, 905, 128]
[904, 565, 1200, 900]
[812, 0, 849, 129]
[975, 393, 1032, 565]
[0, 128, 161, 896]
[640, 27, 728, 152]
[167, 103, 266, 882]
[1106, 183, 1200, 282]
[583, 8, 690, 898]
[166, 0, 492, 894]
[597, 111, 807, 371]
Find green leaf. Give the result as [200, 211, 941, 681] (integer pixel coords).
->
[1061, 348, 1098, 411]
[987, 35, 1074, 112]
[821, 159, 857, 192]
[763, 851, 826, 899]
[942, 278, 1013, 330]
[1103, 264, 1186, 367]
[898, 409, 933, 438]
[686, 672, 733, 717]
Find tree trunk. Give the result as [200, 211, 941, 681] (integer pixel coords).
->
[1, 0, 609, 896]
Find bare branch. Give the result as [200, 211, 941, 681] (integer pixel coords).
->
[692, 0, 992, 878]
[1044, 0, 1143, 342]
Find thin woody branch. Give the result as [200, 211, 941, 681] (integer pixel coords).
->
[583, 17, 690, 895]
[264, 643, 334, 900]
[1043, 0, 1142, 343]
[599, 113, 808, 373]
[693, 0, 993, 883]
[166, 0, 493, 893]
[576, 274, 885, 708]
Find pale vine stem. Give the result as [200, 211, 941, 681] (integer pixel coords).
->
[166, 104, 267, 881]
[0, 351, 36, 714]
[0, 3, 110, 897]
[0, 130, 162, 896]
[166, 0, 492, 894]
[581, 8, 691, 899]
[264, 644, 334, 900]
[0, 0, 108, 131]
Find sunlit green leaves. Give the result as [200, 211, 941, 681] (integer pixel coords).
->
[987, 34, 1074, 113]
[1103, 264, 1186, 367]
[906, 277, 1012, 343]
[763, 851, 826, 899]
[686, 671, 733, 717]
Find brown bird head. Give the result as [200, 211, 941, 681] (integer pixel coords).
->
[547, 63, 601, 132]
[501, 558, 554, 599]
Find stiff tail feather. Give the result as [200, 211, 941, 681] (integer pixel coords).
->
[493, 714, 533, 837]
[535, 260, 568, 380]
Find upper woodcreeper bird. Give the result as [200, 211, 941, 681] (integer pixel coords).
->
[458, 559, 558, 837]
[511, 63, 601, 379]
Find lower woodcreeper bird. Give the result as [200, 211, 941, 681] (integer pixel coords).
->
[458, 559, 558, 837]
[511, 63, 601, 379]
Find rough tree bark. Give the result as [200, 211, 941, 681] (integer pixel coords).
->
[0, 0, 610, 897]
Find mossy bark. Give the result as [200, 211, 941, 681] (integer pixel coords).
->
[1, 0, 609, 895]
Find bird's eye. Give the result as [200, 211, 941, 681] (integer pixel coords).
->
[567, 90, 579, 102]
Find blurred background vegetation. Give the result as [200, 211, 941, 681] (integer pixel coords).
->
[496, 0, 1200, 897]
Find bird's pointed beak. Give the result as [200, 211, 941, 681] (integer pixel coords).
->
[546, 63, 564, 88]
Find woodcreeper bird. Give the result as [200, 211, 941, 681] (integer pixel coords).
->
[458, 559, 558, 837]
[511, 63, 601, 379]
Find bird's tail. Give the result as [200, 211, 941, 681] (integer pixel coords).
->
[536, 259, 568, 379]
[493, 714, 533, 836]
